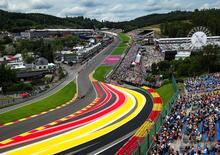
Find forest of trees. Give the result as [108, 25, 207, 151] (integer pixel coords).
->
[160, 9, 220, 37]
[108, 11, 193, 32]
[0, 64, 17, 93]
[1, 9, 220, 36]
[0, 10, 103, 32]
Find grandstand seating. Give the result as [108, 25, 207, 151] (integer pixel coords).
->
[150, 73, 220, 154]
[184, 72, 220, 94]
[107, 44, 145, 85]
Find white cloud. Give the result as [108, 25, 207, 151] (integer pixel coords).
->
[0, 0, 8, 9]
[1, 0, 220, 21]
[80, 0, 104, 8]
[200, 1, 220, 9]
[30, 0, 52, 10]
[59, 6, 87, 17]
[4, 0, 53, 13]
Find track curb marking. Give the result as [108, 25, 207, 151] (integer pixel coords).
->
[116, 86, 163, 155]
[3, 84, 145, 155]
[0, 82, 110, 148]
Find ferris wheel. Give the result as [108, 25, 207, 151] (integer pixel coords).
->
[188, 26, 211, 50]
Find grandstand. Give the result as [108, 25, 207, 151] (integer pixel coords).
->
[150, 72, 220, 154]
[25, 29, 95, 39]
[155, 36, 220, 60]
[184, 73, 220, 94]
[117, 72, 220, 155]
[156, 36, 220, 50]
[107, 44, 146, 86]
[136, 30, 155, 45]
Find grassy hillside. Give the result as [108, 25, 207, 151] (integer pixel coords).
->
[112, 33, 130, 55]
[104, 11, 193, 32]
[0, 10, 103, 32]
[156, 83, 174, 106]
[105, 9, 220, 36]
[1, 9, 220, 37]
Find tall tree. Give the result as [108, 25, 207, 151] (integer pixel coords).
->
[0, 64, 17, 93]
[202, 45, 220, 73]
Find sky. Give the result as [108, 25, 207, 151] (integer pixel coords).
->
[0, 0, 220, 21]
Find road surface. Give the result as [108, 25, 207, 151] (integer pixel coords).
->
[0, 36, 154, 155]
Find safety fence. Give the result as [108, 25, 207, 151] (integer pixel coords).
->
[118, 76, 180, 155]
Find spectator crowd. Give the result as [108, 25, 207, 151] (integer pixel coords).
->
[143, 46, 164, 71]
[107, 43, 164, 86]
[151, 73, 220, 155]
[107, 44, 145, 85]
[184, 73, 220, 94]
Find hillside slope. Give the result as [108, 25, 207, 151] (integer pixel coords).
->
[1, 9, 220, 37]
[0, 10, 103, 32]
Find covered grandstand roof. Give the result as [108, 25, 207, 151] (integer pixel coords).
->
[29, 29, 94, 32]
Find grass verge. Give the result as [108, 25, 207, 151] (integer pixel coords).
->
[156, 83, 174, 105]
[93, 66, 113, 82]
[93, 33, 130, 82]
[112, 33, 130, 55]
[0, 82, 76, 124]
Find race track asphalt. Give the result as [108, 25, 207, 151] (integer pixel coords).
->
[0, 37, 119, 144]
[56, 88, 153, 155]
[0, 36, 154, 155]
